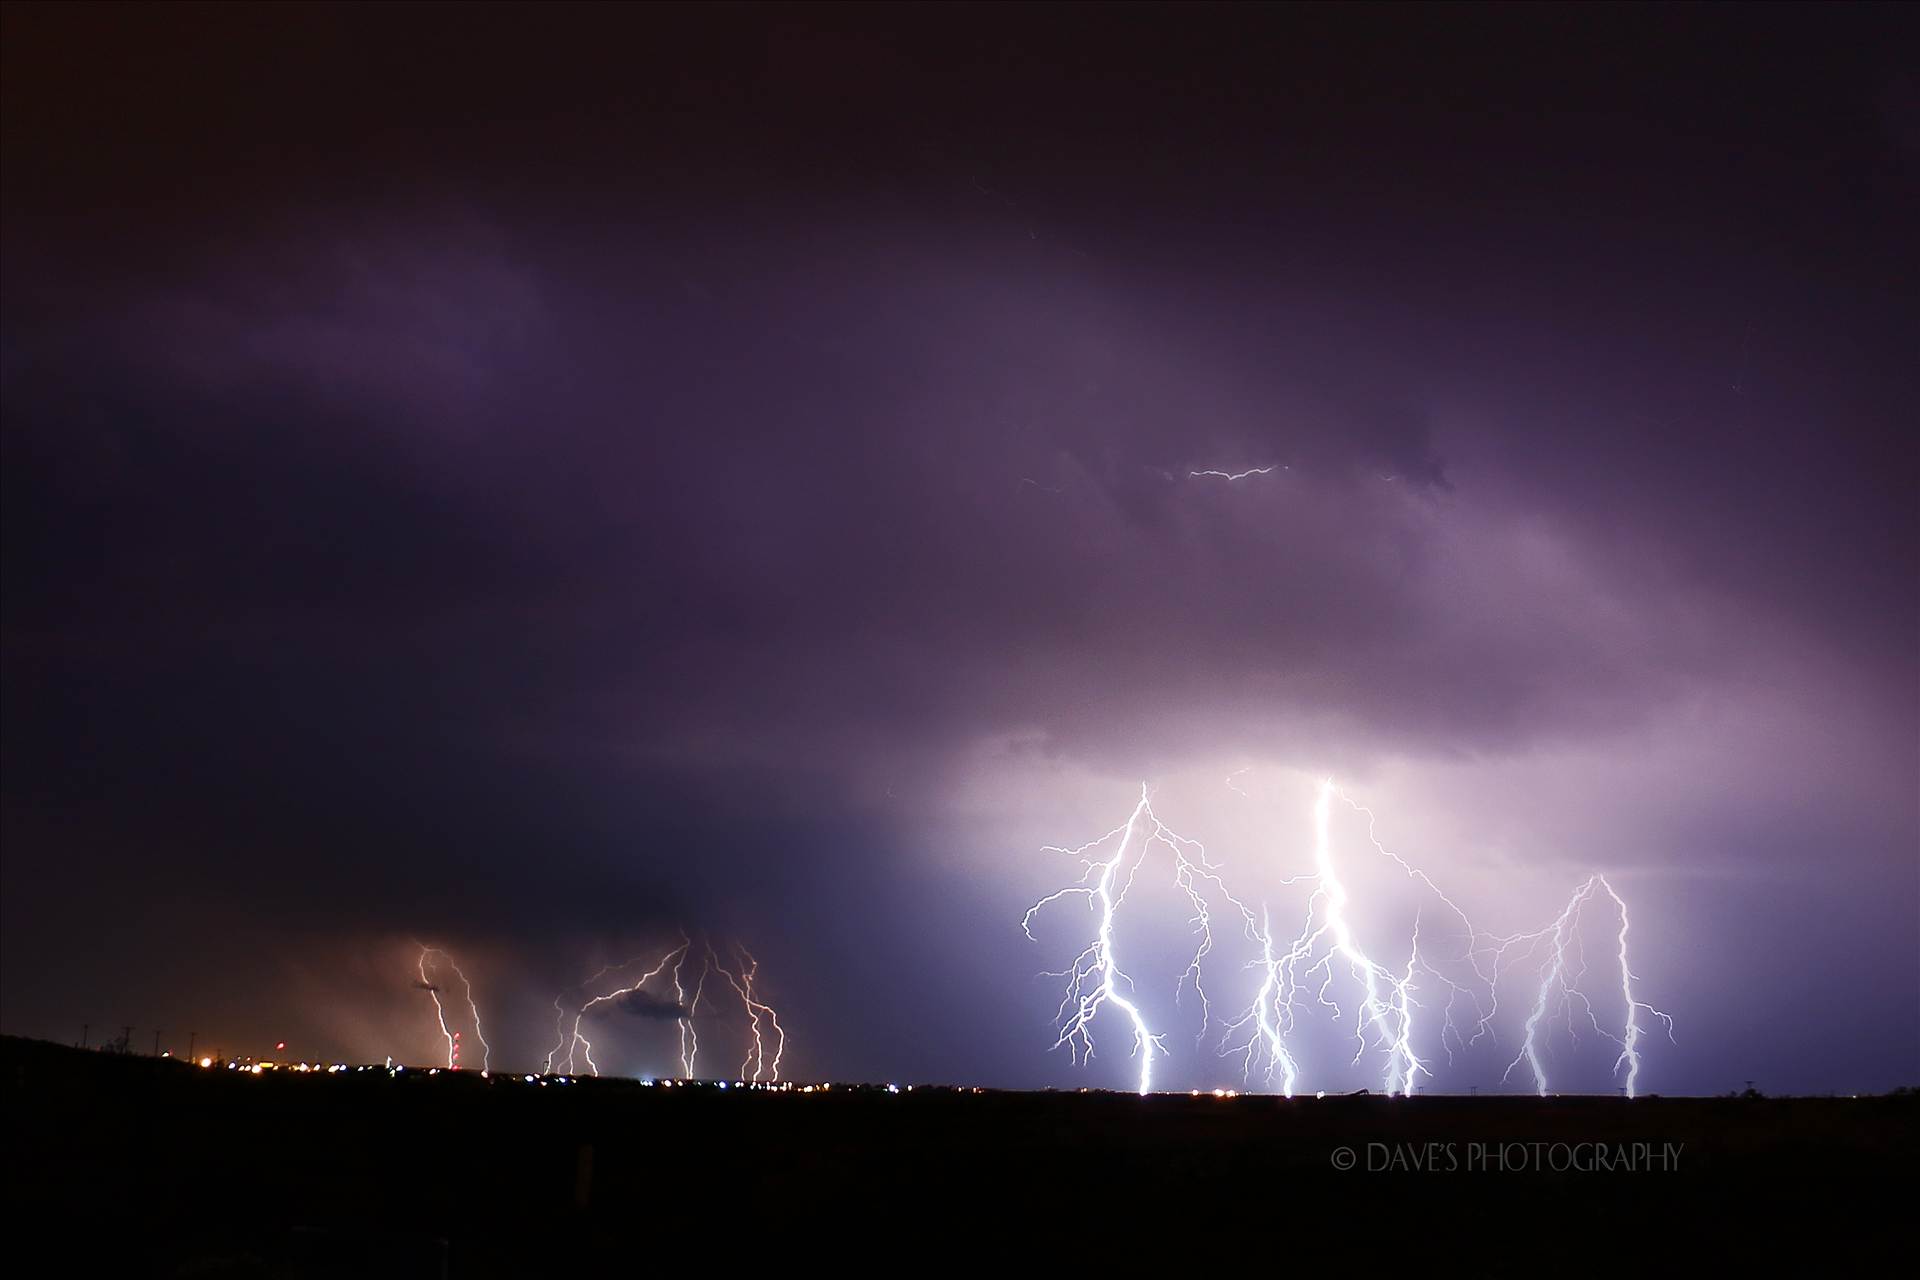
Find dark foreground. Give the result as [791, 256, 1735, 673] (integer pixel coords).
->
[5, 1036, 1912, 1275]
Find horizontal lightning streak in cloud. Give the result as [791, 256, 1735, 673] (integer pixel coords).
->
[1189, 466, 1279, 481]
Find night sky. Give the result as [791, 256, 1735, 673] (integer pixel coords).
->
[3, 3, 1914, 1094]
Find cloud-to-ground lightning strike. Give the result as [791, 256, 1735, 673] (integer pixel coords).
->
[1225, 906, 1302, 1097]
[1028, 777, 1674, 1097]
[1495, 875, 1675, 1098]
[674, 944, 709, 1078]
[1220, 780, 1426, 1096]
[544, 934, 789, 1081]
[712, 941, 787, 1082]
[548, 939, 688, 1077]
[1241, 780, 1501, 1096]
[414, 945, 491, 1073]
[1022, 784, 1258, 1095]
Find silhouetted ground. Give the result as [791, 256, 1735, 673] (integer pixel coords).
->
[4, 1035, 1911, 1274]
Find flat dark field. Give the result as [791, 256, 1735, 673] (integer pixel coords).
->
[5, 1036, 1911, 1274]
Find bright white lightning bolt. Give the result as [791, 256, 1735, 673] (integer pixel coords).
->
[1023, 783, 1257, 1095]
[1247, 779, 1425, 1096]
[1028, 776, 1674, 1098]
[1189, 466, 1277, 481]
[1250, 780, 1671, 1098]
[1606, 878, 1669, 1098]
[1338, 788, 1500, 1057]
[1224, 907, 1300, 1096]
[1495, 875, 1675, 1098]
[415, 945, 491, 1073]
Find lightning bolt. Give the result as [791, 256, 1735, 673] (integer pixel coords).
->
[1230, 779, 1676, 1098]
[1339, 787, 1500, 1056]
[548, 939, 688, 1077]
[1022, 783, 1257, 1095]
[711, 941, 787, 1082]
[544, 934, 789, 1082]
[1495, 875, 1675, 1098]
[1030, 775, 1674, 1098]
[1605, 877, 1672, 1098]
[1223, 906, 1301, 1096]
[1255, 779, 1426, 1096]
[674, 944, 710, 1078]
[414, 945, 490, 1073]
[1189, 466, 1277, 481]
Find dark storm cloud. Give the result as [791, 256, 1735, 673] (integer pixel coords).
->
[613, 990, 689, 1023]
[17, 211, 1888, 777]
[3, 4, 1914, 1089]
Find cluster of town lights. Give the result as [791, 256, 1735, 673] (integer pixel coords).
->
[178, 1054, 1358, 1099]
[196, 1056, 931, 1095]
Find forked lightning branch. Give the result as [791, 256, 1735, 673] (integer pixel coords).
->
[1024, 778, 1674, 1097]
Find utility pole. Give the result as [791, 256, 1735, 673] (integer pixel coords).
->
[121, 1025, 133, 1054]
[153, 1028, 164, 1057]
[79, 1024, 89, 1050]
